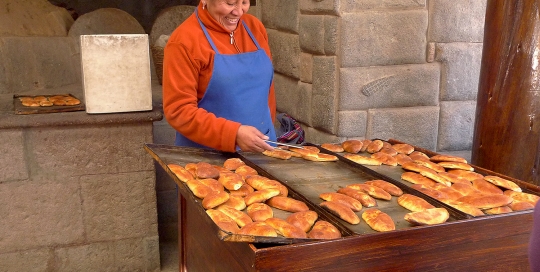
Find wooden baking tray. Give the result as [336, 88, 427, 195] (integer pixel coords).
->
[13, 93, 85, 115]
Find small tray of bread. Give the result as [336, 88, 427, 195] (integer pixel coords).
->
[13, 93, 84, 115]
[144, 144, 352, 244]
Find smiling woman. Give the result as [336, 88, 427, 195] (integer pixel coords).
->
[203, 0, 250, 32]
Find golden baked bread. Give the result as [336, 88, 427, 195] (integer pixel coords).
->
[379, 147, 398, 156]
[503, 190, 540, 205]
[364, 180, 403, 196]
[167, 164, 194, 183]
[206, 209, 239, 234]
[216, 205, 253, 227]
[437, 172, 472, 185]
[185, 179, 214, 199]
[228, 183, 255, 197]
[409, 151, 430, 162]
[484, 206, 513, 215]
[320, 201, 361, 225]
[401, 172, 437, 187]
[286, 211, 319, 232]
[392, 143, 415, 155]
[371, 152, 398, 166]
[217, 195, 246, 211]
[443, 201, 485, 217]
[450, 183, 480, 196]
[308, 220, 342, 239]
[343, 154, 382, 166]
[266, 196, 310, 212]
[431, 184, 464, 202]
[321, 143, 345, 153]
[235, 165, 258, 179]
[395, 153, 414, 166]
[419, 170, 452, 187]
[246, 203, 273, 222]
[336, 187, 377, 207]
[202, 191, 230, 209]
[447, 169, 484, 181]
[238, 222, 278, 237]
[319, 192, 363, 212]
[508, 201, 535, 211]
[366, 139, 384, 153]
[262, 149, 292, 160]
[410, 184, 449, 202]
[471, 178, 503, 195]
[456, 194, 513, 210]
[341, 140, 363, 153]
[223, 158, 245, 171]
[414, 160, 446, 173]
[265, 217, 307, 238]
[483, 176, 522, 192]
[401, 162, 436, 174]
[362, 209, 395, 232]
[245, 175, 288, 197]
[429, 154, 468, 164]
[244, 189, 281, 206]
[360, 139, 372, 152]
[218, 172, 244, 191]
[196, 162, 220, 179]
[397, 194, 435, 212]
[437, 161, 474, 171]
[404, 208, 449, 226]
[347, 183, 392, 200]
[184, 163, 198, 177]
[198, 178, 225, 192]
[301, 152, 339, 162]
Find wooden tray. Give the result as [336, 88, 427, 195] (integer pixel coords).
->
[13, 93, 85, 115]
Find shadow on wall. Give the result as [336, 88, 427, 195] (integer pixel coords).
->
[48, 0, 199, 33]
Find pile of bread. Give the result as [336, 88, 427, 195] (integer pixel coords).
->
[322, 139, 539, 217]
[167, 158, 342, 240]
[262, 145, 338, 162]
[19, 95, 81, 107]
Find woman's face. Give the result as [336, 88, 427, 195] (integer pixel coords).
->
[205, 0, 250, 32]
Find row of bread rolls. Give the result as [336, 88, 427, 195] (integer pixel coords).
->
[167, 158, 341, 240]
[262, 145, 339, 162]
[321, 139, 538, 216]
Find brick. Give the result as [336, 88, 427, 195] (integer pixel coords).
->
[367, 106, 439, 150]
[428, 0, 487, 42]
[341, 10, 428, 67]
[54, 237, 160, 272]
[0, 179, 84, 253]
[27, 124, 154, 177]
[313, 56, 338, 96]
[340, 0, 426, 11]
[300, 53, 313, 83]
[81, 171, 158, 242]
[436, 42, 483, 101]
[437, 101, 476, 151]
[324, 15, 339, 55]
[340, 63, 440, 110]
[296, 82, 313, 126]
[312, 94, 337, 134]
[299, 15, 325, 54]
[268, 29, 301, 79]
[261, 0, 299, 33]
[0, 249, 51, 272]
[338, 110, 368, 137]
[299, 0, 339, 15]
[274, 73, 300, 118]
[0, 129, 27, 182]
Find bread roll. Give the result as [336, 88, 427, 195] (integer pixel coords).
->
[456, 194, 513, 210]
[410, 184, 449, 202]
[286, 211, 319, 232]
[301, 152, 339, 162]
[360, 139, 372, 152]
[484, 206, 513, 215]
[379, 147, 398, 157]
[198, 178, 225, 192]
[336, 187, 377, 207]
[444, 201, 485, 217]
[217, 172, 244, 191]
[392, 143, 415, 155]
[448, 169, 484, 181]
[432, 185, 464, 202]
[238, 222, 278, 237]
[471, 178, 503, 195]
[216, 205, 253, 227]
[483, 176, 522, 192]
[401, 172, 437, 187]
[185, 179, 214, 199]
[404, 208, 449, 226]
[262, 149, 292, 160]
[320, 201, 360, 225]
[206, 209, 239, 234]
[244, 189, 280, 206]
[228, 183, 255, 197]
[202, 191, 230, 209]
[397, 194, 435, 212]
[401, 162, 436, 174]
[414, 160, 446, 173]
[321, 143, 345, 153]
[218, 195, 246, 210]
[308, 220, 342, 239]
[409, 152, 430, 162]
[223, 157, 245, 170]
[264, 218, 307, 238]
[342, 140, 363, 153]
[235, 165, 258, 179]
[429, 154, 468, 164]
[319, 192, 363, 211]
[184, 163, 197, 177]
[196, 162, 220, 179]
[509, 201, 535, 211]
[362, 209, 395, 232]
[438, 161, 474, 171]
[504, 190, 540, 205]
[167, 164, 194, 183]
[343, 154, 382, 166]
[438, 172, 472, 185]
[346, 183, 392, 200]
[245, 175, 288, 197]
[246, 203, 273, 222]
[371, 152, 398, 166]
[419, 171, 452, 187]
[364, 180, 403, 196]
[450, 183, 480, 196]
[395, 153, 414, 166]
[266, 196, 310, 212]
[366, 139, 384, 153]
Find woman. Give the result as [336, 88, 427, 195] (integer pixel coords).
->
[162, 0, 276, 153]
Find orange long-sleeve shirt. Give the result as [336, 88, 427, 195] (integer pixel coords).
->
[162, 3, 276, 152]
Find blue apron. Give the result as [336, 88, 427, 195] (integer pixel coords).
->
[175, 10, 277, 149]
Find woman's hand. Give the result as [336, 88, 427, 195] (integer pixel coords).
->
[236, 125, 274, 152]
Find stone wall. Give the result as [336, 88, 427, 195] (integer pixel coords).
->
[262, 0, 487, 157]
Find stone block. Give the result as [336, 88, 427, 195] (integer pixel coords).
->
[304, 126, 344, 145]
[268, 29, 301, 79]
[299, 0, 339, 15]
[80, 171, 158, 242]
[54, 236, 160, 272]
[0, 249, 51, 272]
[324, 15, 339, 56]
[0, 0, 73, 36]
[299, 14, 325, 54]
[367, 106, 439, 150]
[149, 5, 195, 46]
[261, 0, 299, 33]
[0, 129, 27, 182]
[300, 53, 313, 83]
[341, 10, 428, 67]
[0, 179, 84, 253]
[274, 73, 300, 118]
[435, 42, 483, 101]
[338, 110, 368, 137]
[312, 94, 337, 134]
[296, 81, 313, 126]
[0, 37, 81, 94]
[428, 0, 487, 42]
[340, 0, 426, 11]
[438, 100, 476, 151]
[313, 56, 338, 96]
[340, 63, 440, 110]
[27, 124, 154, 177]
[68, 8, 145, 37]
